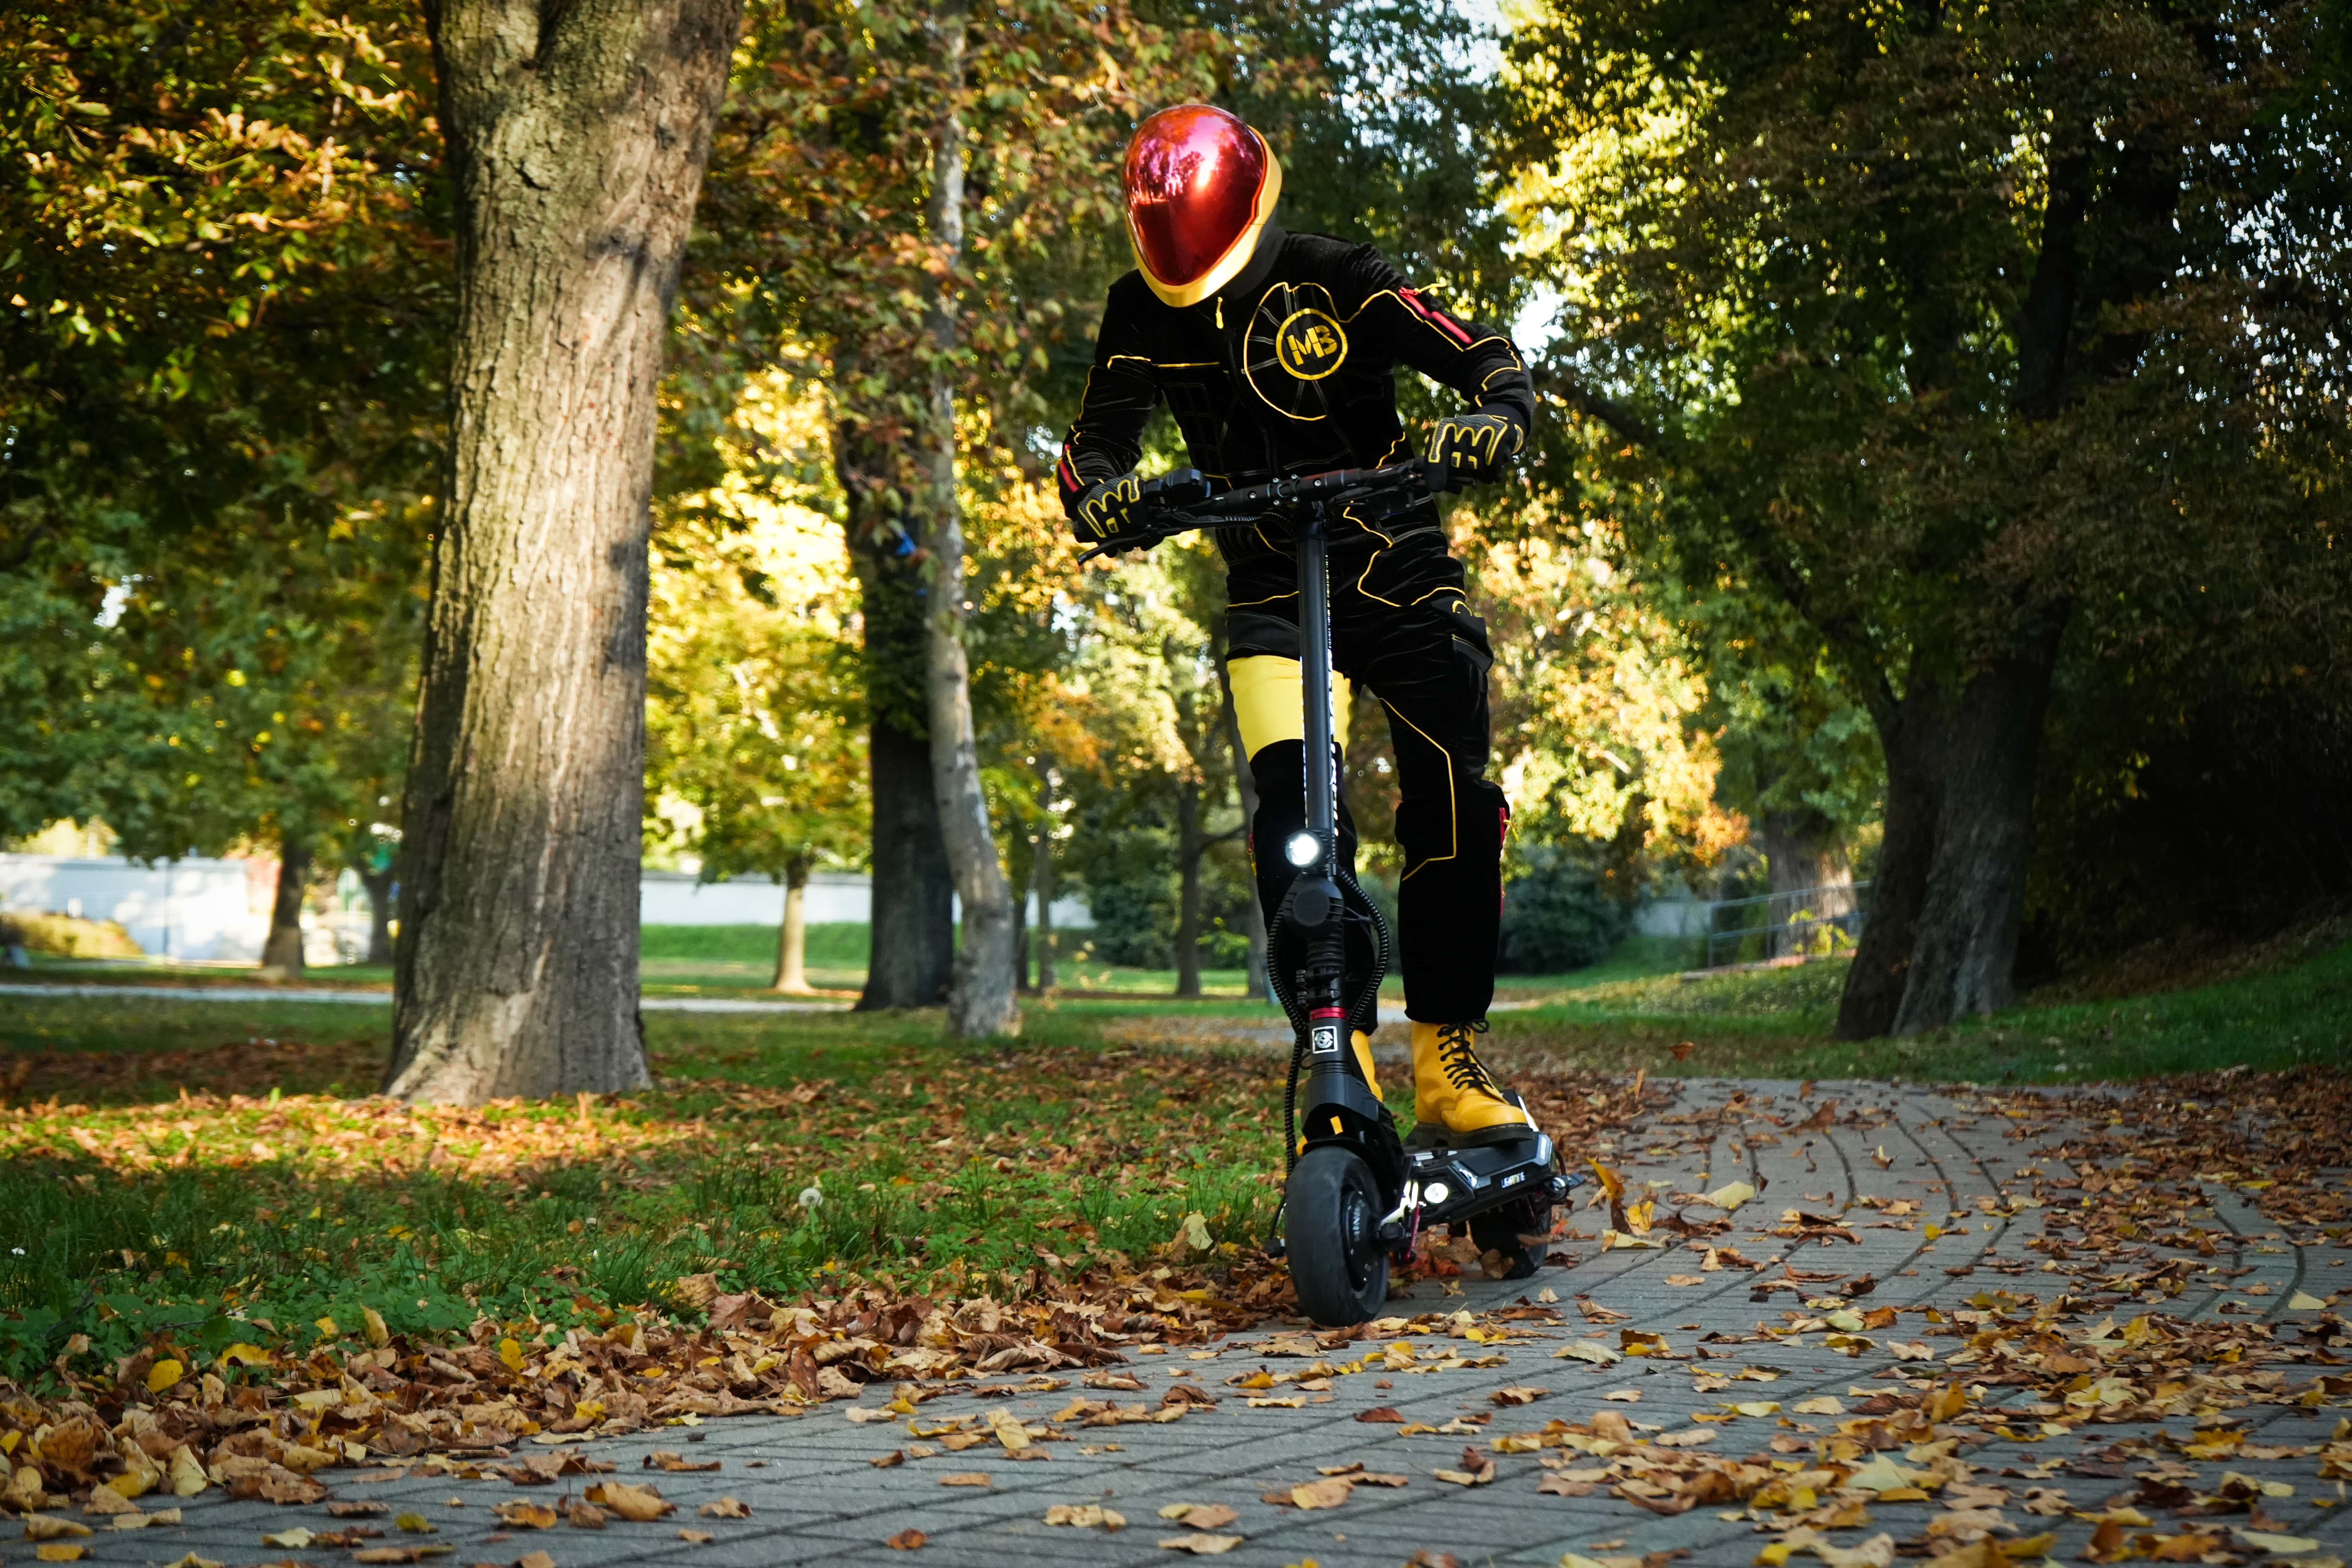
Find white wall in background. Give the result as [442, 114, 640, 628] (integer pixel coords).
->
[0, 853, 270, 961]
[640, 869, 1092, 929]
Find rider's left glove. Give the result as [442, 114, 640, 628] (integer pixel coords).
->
[1072, 473, 1143, 544]
[1425, 411, 1525, 484]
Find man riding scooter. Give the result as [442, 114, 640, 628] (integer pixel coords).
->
[1059, 103, 1536, 1152]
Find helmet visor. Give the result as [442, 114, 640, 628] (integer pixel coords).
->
[1125, 105, 1269, 291]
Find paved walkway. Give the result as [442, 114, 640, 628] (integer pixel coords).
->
[28, 1079, 2351, 1568]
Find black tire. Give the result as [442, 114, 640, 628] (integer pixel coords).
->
[1284, 1145, 1391, 1326]
[1469, 1200, 1553, 1281]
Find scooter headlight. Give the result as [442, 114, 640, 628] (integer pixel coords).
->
[1283, 831, 1321, 867]
[1423, 1181, 1451, 1206]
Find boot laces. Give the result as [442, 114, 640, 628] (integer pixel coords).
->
[1434, 1020, 1500, 1097]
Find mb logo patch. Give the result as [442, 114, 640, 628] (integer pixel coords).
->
[1275, 309, 1347, 380]
[1245, 283, 1351, 421]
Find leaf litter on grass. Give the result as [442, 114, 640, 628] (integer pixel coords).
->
[0, 1043, 1665, 1513]
[8, 1056, 2348, 1549]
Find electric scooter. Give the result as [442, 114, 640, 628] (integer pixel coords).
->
[1080, 459, 1580, 1326]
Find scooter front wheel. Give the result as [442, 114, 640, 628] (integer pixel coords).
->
[1284, 1145, 1390, 1326]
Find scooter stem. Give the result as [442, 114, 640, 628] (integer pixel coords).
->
[1297, 503, 1336, 869]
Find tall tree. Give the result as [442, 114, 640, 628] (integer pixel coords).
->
[384, 0, 744, 1101]
[0, 2, 441, 957]
[644, 392, 867, 994]
[701, 0, 1212, 1021]
[1507, 0, 2352, 1032]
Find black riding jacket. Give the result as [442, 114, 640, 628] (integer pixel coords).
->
[1056, 224, 1534, 560]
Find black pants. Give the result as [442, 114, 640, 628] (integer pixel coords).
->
[1227, 528, 1507, 1023]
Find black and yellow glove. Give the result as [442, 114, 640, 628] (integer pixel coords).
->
[1425, 411, 1525, 483]
[1071, 473, 1143, 544]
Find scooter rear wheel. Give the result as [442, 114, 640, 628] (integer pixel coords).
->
[1469, 1198, 1554, 1281]
[1285, 1145, 1390, 1326]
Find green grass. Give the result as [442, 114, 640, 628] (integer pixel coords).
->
[1486, 936, 2352, 1084]
[0, 1004, 1289, 1381]
[7, 927, 2344, 1383]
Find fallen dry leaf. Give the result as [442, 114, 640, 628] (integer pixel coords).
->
[584, 1480, 674, 1521]
[1291, 1478, 1354, 1510]
[1043, 1504, 1126, 1529]
[494, 1502, 556, 1529]
[1158, 1533, 1244, 1555]
[677, 1527, 715, 1544]
[698, 1497, 750, 1519]
[939, 1472, 992, 1487]
[35, 1547, 88, 1564]
[886, 1527, 927, 1550]
[22, 1517, 92, 1541]
[1158, 1503, 1240, 1528]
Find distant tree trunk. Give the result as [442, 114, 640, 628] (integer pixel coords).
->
[772, 856, 812, 993]
[1218, 656, 1269, 999]
[358, 863, 396, 967]
[1173, 778, 1205, 997]
[1836, 618, 2066, 1037]
[1011, 845, 1031, 993]
[261, 838, 310, 975]
[859, 701, 954, 1009]
[1758, 808, 1853, 959]
[385, 0, 742, 1102]
[1031, 813, 1058, 992]
[917, 0, 1017, 1040]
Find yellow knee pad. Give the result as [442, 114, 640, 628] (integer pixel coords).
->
[1229, 654, 1353, 760]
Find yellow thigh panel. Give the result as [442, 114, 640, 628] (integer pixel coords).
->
[1229, 655, 1353, 760]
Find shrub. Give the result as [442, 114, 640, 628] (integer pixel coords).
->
[1498, 857, 1628, 974]
[0, 912, 144, 959]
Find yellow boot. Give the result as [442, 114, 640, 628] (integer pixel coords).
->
[1410, 1019, 1531, 1144]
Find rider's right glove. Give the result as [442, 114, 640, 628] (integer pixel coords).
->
[1071, 473, 1143, 544]
[1426, 411, 1526, 484]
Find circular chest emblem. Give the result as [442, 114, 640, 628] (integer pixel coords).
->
[1274, 309, 1348, 380]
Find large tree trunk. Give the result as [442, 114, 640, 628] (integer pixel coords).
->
[260, 838, 310, 975]
[1218, 656, 1270, 999]
[1758, 808, 1854, 959]
[1836, 621, 2065, 1038]
[771, 856, 812, 993]
[359, 863, 396, 967]
[385, 0, 740, 1102]
[1173, 778, 1204, 997]
[918, 0, 1017, 1039]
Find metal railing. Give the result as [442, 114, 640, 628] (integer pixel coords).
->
[1704, 880, 1869, 968]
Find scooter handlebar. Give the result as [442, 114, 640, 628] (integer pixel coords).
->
[1077, 459, 1449, 564]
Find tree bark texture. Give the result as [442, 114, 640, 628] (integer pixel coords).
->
[862, 712, 955, 1007]
[261, 838, 310, 974]
[918, 0, 1018, 1039]
[839, 410, 956, 1011]
[1758, 809, 1854, 959]
[1835, 619, 2065, 1038]
[772, 858, 811, 993]
[385, 0, 742, 1102]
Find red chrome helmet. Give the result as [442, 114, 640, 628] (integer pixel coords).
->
[1124, 104, 1283, 308]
